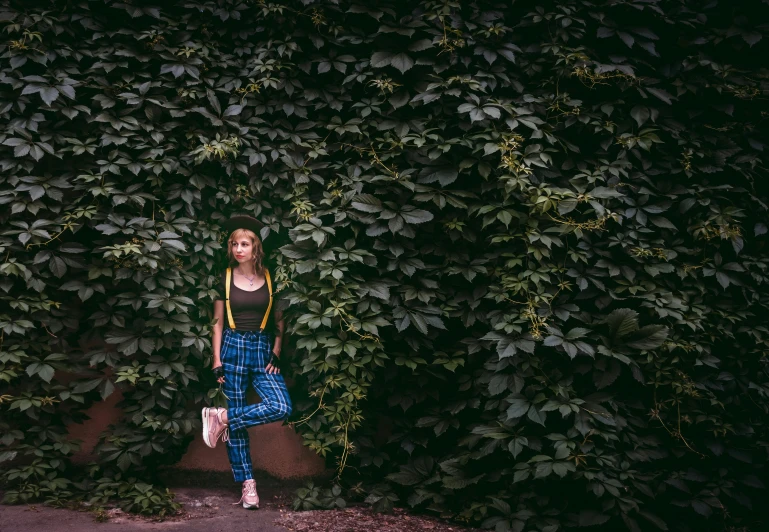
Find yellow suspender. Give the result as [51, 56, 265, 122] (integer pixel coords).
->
[225, 268, 236, 329]
[260, 269, 273, 332]
[225, 267, 273, 331]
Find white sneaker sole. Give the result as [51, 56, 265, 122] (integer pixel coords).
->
[242, 501, 259, 509]
[202, 407, 214, 448]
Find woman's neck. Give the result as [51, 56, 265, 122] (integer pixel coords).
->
[235, 263, 257, 277]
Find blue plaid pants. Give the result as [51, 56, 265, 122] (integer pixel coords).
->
[221, 328, 292, 482]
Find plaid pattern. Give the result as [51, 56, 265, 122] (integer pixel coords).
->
[220, 328, 292, 482]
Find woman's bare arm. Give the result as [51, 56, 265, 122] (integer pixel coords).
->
[272, 308, 285, 357]
[212, 299, 225, 368]
[266, 308, 285, 375]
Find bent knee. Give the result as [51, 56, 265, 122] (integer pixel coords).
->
[273, 400, 292, 420]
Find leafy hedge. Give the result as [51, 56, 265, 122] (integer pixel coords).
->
[2, 0, 768, 529]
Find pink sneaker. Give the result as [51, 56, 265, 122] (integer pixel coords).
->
[202, 407, 229, 448]
[236, 479, 259, 509]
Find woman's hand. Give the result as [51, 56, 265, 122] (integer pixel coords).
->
[213, 365, 225, 384]
[266, 352, 281, 374]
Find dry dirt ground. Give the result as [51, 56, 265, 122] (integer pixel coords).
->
[0, 472, 482, 532]
[276, 506, 480, 532]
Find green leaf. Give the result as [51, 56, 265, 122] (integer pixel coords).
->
[352, 195, 383, 213]
[508, 437, 528, 458]
[40, 87, 60, 106]
[0, 451, 17, 464]
[552, 461, 575, 477]
[606, 309, 639, 342]
[578, 511, 610, 526]
[49, 256, 67, 277]
[625, 325, 668, 350]
[408, 39, 433, 52]
[630, 106, 650, 127]
[488, 374, 509, 395]
[527, 406, 547, 426]
[389, 53, 414, 73]
[647, 87, 674, 104]
[73, 378, 102, 393]
[638, 511, 668, 530]
[401, 209, 433, 224]
[422, 167, 458, 186]
[506, 398, 530, 419]
[371, 52, 393, 68]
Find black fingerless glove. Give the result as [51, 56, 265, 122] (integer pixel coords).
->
[213, 366, 224, 379]
[268, 353, 281, 370]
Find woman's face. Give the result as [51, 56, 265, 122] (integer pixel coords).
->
[231, 237, 253, 264]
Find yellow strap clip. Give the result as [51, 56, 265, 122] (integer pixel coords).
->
[225, 267, 236, 329]
[260, 269, 273, 332]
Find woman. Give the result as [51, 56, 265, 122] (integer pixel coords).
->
[201, 214, 292, 510]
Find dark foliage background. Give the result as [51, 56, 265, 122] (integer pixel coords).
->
[1, 0, 768, 529]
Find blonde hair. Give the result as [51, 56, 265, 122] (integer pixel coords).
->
[227, 228, 265, 274]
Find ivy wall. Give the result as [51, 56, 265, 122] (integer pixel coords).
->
[1, 0, 768, 529]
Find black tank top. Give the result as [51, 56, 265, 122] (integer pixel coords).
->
[215, 271, 271, 331]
